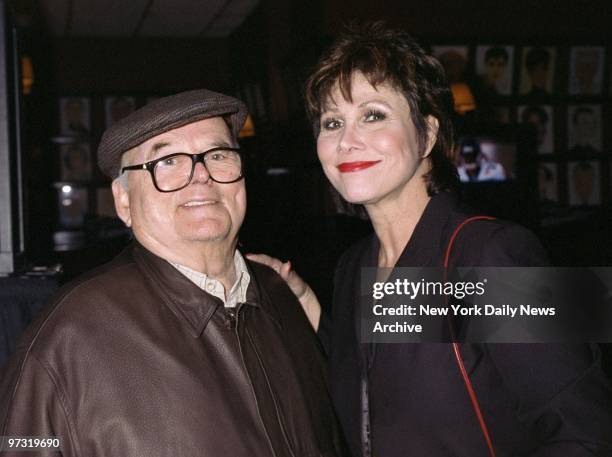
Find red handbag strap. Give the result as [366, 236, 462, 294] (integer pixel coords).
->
[444, 216, 496, 270]
[445, 215, 497, 457]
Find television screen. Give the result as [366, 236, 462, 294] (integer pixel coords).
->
[455, 135, 517, 183]
[454, 125, 538, 227]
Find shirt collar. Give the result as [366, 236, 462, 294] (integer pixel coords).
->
[170, 250, 251, 308]
[132, 242, 282, 337]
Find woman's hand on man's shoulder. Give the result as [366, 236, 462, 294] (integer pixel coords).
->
[246, 253, 322, 330]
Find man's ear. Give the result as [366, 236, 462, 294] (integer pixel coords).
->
[422, 116, 440, 158]
[112, 178, 131, 227]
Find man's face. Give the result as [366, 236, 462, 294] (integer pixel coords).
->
[485, 57, 507, 85]
[113, 117, 246, 256]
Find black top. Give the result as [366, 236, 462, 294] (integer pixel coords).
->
[323, 192, 612, 457]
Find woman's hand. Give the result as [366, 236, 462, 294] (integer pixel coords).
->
[246, 253, 321, 331]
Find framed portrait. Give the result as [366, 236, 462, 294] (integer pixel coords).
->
[569, 46, 605, 95]
[59, 97, 91, 136]
[537, 162, 559, 203]
[60, 142, 91, 180]
[519, 46, 556, 98]
[105, 96, 136, 128]
[567, 104, 601, 155]
[519, 105, 554, 154]
[96, 187, 116, 218]
[431, 45, 469, 83]
[56, 184, 89, 228]
[567, 160, 600, 206]
[475, 45, 514, 95]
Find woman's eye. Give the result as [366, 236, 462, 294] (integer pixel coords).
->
[364, 110, 386, 122]
[321, 118, 342, 130]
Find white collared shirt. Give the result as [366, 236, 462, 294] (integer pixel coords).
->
[170, 251, 250, 308]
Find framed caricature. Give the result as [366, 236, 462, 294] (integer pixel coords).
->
[59, 97, 91, 136]
[519, 105, 554, 154]
[431, 45, 469, 83]
[60, 142, 92, 180]
[567, 160, 600, 206]
[569, 46, 605, 95]
[105, 96, 136, 128]
[538, 162, 559, 203]
[475, 45, 514, 95]
[567, 104, 602, 155]
[519, 46, 556, 98]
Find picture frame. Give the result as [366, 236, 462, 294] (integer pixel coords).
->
[569, 46, 605, 95]
[105, 96, 136, 128]
[567, 104, 602, 155]
[567, 160, 601, 206]
[519, 46, 556, 98]
[60, 142, 92, 181]
[431, 45, 469, 83]
[519, 104, 554, 154]
[537, 162, 559, 203]
[59, 97, 91, 136]
[475, 45, 514, 95]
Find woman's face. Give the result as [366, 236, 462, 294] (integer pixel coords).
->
[316, 72, 435, 206]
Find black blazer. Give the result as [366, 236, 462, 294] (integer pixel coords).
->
[323, 192, 612, 457]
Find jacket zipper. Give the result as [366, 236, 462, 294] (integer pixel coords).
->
[245, 327, 296, 457]
[227, 305, 278, 457]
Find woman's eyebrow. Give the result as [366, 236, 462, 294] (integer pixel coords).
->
[358, 99, 392, 109]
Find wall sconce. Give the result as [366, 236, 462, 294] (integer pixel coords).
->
[22, 55, 34, 95]
[450, 82, 476, 114]
[239, 114, 256, 138]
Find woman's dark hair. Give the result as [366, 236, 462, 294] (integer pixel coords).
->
[305, 21, 458, 195]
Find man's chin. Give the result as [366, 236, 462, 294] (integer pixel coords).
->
[179, 224, 234, 244]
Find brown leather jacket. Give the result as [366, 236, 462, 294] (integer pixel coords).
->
[0, 243, 348, 457]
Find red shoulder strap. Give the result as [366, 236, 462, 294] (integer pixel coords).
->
[445, 215, 497, 457]
[444, 215, 497, 269]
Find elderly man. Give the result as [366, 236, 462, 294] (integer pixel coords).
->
[0, 90, 347, 457]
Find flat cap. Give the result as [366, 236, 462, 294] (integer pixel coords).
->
[98, 89, 248, 178]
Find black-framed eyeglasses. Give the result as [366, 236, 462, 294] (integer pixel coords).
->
[121, 147, 243, 192]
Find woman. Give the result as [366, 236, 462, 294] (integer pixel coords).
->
[250, 22, 612, 456]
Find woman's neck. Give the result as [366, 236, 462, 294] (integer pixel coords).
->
[367, 184, 431, 268]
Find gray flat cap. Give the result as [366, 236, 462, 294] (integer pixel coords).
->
[98, 89, 248, 178]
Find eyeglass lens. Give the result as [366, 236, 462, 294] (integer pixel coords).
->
[154, 149, 241, 191]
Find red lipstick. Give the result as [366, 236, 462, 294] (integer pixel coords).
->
[337, 160, 381, 173]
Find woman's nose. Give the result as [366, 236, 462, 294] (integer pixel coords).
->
[337, 123, 363, 153]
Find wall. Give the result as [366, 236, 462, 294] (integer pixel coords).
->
[49, 37, 233, 94]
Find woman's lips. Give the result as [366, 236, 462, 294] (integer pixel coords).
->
[337, 160, 381, 173]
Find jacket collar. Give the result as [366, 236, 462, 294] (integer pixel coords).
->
[369, 192, 459, 268]
[131, 242, 276, 338]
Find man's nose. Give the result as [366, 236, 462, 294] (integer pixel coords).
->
[191, 159, 212, 184]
